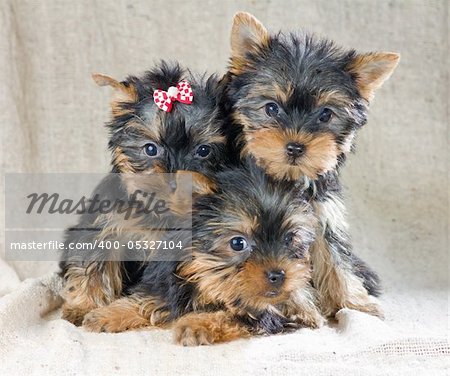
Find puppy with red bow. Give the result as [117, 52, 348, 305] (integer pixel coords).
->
[59, 61, 230, 325]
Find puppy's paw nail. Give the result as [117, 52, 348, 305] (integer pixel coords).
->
[82, 312, 105, 333]
[175, 325, 212, 346]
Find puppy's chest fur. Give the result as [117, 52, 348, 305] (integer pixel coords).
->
[300, 171, 347, 231]
[297, 172, 351, 264]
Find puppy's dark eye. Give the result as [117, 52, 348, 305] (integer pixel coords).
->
[265, 102, 279, 117]
[284, 232, 294, 247]
[144, 143, 159, 157]
[318, 108, 333, 123]
[229, 236, 249, 252]
[196, 145, 211, 158]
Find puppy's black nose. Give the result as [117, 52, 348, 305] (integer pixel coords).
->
[286, 142, 305, 158]
[266, 270, 285, 288]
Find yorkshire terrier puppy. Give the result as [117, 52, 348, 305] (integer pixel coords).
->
[82, 162, 324, 345]
[224, 12, 400, 317]
[60, 62, 229, 325]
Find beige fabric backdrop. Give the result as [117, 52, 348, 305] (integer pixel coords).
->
[0, 0, 448, 370]
[1, 0, 447, 288]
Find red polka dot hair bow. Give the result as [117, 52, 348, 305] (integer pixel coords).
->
[153, 81, 193, 112]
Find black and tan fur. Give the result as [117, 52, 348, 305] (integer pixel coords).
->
[223, 12, 400, 318]
[60, 62, 229, 325]
[82, 163, 324, 345]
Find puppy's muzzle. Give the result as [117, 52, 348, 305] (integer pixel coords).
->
[285, 142, 305, 158]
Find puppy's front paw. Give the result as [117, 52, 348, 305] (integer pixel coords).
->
[61, 303, 93, 326]
[174, 323, 213, 346]
[82, 300, 152, 333]
[347, 301, 385, 320]
[364, 303, 385, 320]
[173, 311, 249, 345]
[82, 309, 114, 333]
[290, 310, 325, 329]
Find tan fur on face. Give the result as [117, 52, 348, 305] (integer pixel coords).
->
[348, 52, 400, 101]
[112, 147, 136, 173]
[243, 128, 339, 180]
[244, 82, 294, 104]
[237, 257, 311, 307]
[317, 90, 353, 108]
[179, 251, 311, 312]
[120, 171, 173, 199]
[207, 214, 259, 241]
[114, 170, 212, 221]
[177, 170, 217, 198]
[198, 134, 226, 145]
[173, 310, 250, 346]
[170, 171, 217, 216]
[112, 120, 165, 174]
[189, 171, 217, 195]
[82, 294, 169, 333]
[230, 12, 269, 74]
[124, 120, 161, 141]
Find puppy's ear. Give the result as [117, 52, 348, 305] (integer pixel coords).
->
[348, 52, 400, 101]
[230, 12, 268, 71]
[92, 73, 138, 115]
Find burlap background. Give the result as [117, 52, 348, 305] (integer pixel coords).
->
[0, 1, 448, 374]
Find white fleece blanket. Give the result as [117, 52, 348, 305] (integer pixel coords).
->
[0, 269, 448, 375]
